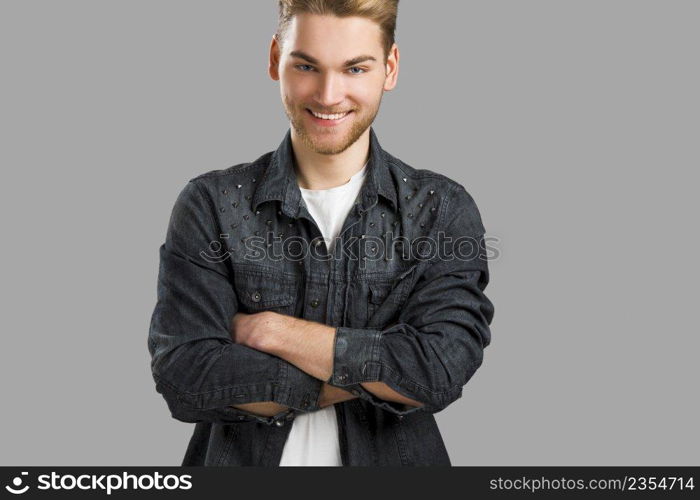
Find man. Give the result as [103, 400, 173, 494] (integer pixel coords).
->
[148, 0, 495, 466]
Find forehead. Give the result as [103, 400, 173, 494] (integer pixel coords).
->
[285, 13, 383, 61]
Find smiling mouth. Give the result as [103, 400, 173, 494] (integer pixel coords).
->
[306, 108, 353, 121]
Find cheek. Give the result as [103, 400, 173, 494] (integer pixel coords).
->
[351, 82, 384, 104]
[282, 74, 314, 95]
[352, 94, 379, 112]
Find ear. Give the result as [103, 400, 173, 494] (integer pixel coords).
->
[383, 43, 400, 91]
[269, 34, 281, 81]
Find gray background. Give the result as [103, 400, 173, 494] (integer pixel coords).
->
[1, 0, 697, 466]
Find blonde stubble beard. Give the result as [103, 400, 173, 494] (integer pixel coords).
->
[282, 94, 382, 156]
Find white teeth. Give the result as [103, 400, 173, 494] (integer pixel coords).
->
[310, 110, 350, 120]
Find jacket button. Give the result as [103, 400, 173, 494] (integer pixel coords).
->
[338, 373, 348, 382]
[275, 419, 284, 427]
[252, 292, 261, 302]
[310, 299, 319, 308]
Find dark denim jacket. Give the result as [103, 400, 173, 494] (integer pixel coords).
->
[148, 127, 495, 466]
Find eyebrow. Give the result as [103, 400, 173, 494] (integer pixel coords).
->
[289, 50, 377, 67]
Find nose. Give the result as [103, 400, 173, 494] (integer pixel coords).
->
[314, 72, 345, 109]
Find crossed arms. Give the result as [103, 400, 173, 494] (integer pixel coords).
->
[229, 311, 424, 417]
[148, 179, 494, 425]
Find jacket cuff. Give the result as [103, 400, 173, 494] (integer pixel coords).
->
[155, 375, 295, 426]
[329, 327, 438, 417]
[330, 326, 383, 386]
[275, 359, 324, 413]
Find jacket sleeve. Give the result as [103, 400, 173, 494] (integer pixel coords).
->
[148, 179, 323, 425]
[330, 184, 495, 416]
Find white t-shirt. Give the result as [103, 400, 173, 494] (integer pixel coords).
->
[278, 161, 368, 466]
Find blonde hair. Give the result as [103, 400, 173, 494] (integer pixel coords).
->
[276, 0, 399, 62]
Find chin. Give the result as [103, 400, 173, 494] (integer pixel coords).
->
[309, 136, 353, 155]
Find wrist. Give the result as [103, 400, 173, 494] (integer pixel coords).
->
[260, 312, 294, 355]
[318, 383, 358, 408]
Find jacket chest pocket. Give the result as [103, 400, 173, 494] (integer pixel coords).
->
[367, 282, 408, 321]
[232, 266, 299, 315]
[364, 266, 417, 325]
[368, 282, 391, 319]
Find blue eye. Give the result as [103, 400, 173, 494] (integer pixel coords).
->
[294, 64, 366, 75]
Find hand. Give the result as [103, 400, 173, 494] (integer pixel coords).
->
[230, 311, 288, 352]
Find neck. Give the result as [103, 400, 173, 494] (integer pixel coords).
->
[291, 128, 370, 190]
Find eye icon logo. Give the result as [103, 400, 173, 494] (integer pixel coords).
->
[5, 472, 29, 495]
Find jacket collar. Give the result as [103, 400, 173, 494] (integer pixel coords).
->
[252, 126, 398, 218]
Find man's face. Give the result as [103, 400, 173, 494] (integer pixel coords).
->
[270, 13, 398, 155]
